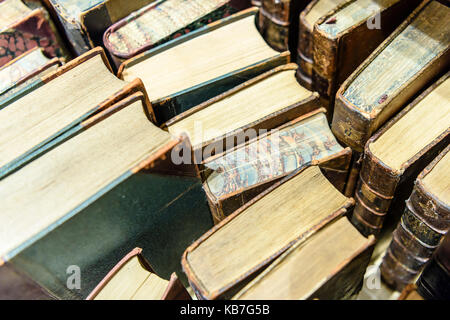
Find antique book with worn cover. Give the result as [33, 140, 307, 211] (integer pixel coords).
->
[182, 166, 355, 299]
[257, 0, 309, 52]
[103, 0, 248, 67]
[165, 64, 322, 158]
[233, 217, 375, 300]
[0, 94, 213, 299]
[86, 248, 191, 300]
[45, 0, 155, 55]
[350, 72, 450, 237]
[312, 0, 421, 108]
[380, 145, 450, 291]
[0, 47, 62, 106]
[416, 232, 450, 300]
[118, 8, 290, 125]
[0, 0, 68, 66]
[296, 0, 346, 91]
[0, 47, 151, 179]
[201, 108, 352, 223]
[332, 0, 450, 153]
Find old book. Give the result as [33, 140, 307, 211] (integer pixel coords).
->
[350, 72, 450, 237]
[0, 47, 62, 106]
[380, 145, 450, 291]
[233, 217, 375, 300]
[257, 0, 309, 52]
[182, 165, 355, 299]
[118, 8, 290, 125]
[86, 248, 191, 300]
[45, 0, 155, 55]
[416, 232, 450, 300]
[332, 0, 450, 153]
[103, 0, 245, 67]
[0, 0, 68, 66]
[296, 0, 347, 91]
[201, 108, 352, 223]
[0, 93, 213, 299]
[312, 0, 421, 109]
[0, 47, 151, 179]
[165, 64, 321, 159]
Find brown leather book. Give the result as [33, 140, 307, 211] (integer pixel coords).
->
[86, 248, 191, 300]
[233, 217, 375, 300]
[257, 0, 309, 52]
[182, 165, 355, 299]
[201, 108, 352, 223]
[312, 0, 421, 109]
[380, 145, 450, 291]
[332, 0, 450, 153]
[350, 72, 450, 237]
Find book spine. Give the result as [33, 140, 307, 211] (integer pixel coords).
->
[295, 3, 314, 91]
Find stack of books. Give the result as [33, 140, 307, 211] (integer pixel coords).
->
[0, 0, 448, 300]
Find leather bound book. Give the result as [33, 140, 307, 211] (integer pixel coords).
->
[0, 47, 62, 106]
[44, 0, 155, 55]
[165, 64, 322, 160]
[86, 248, 191, 300]
[350, 72, 450, 237]
[201, 108, 352, 223]
[332, 0, 450, 153]
[296, 0, 347, 91]
[380, 145, 450, 291]
[0, 0, 69, 66]
[312, 0, 421, 109]
[257, 0, 309, 52]
[0, 47, 153, 180]
[118, 8, 290, 125]
[103, 0, 245, 68]
[233, 217, 375, 300]
[182, 165, 355, 299]
[416, 232, 450, 300]
[0, 94, 213, 299]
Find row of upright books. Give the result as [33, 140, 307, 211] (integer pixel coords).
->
[0, 0, 448, 300]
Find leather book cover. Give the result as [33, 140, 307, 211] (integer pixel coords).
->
[201, 108, 352, 223]
[332, 0, 450, 153]
[350, 72, 450, 237]
[380, 145, 450, 291]
[86, 248, 191, 300]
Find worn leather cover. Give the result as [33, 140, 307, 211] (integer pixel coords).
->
[201, 108, 352, 223]
[0, 96, 214, 299]
[350, 72, 450, 237]
[86, 248, 191, 300]
[332, 0, 450, 153]
[380, 145, 450, 291]
[312, 0, 420, 109]
[258, 0, 308, 52]
[118, 8, 291, 125]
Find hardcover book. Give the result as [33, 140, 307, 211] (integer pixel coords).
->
[0, 47, 62, 106]
[0, 93, 213, 299]
[312, 0, 421, 108]
[0, 47, 150, 179]
[0, 0, 68, 66]
[350, 72, 450, 237]
[182, 165, 355, 299]
[296, 0, 347, 91]
[118, 8, 290, 125]
[332, 0, 450, 153]
[87, 248, 191, 300]
[201, 108, 352, 223]
[165, 64, 322, 159]
[257, 0, 309, 52]
[380, 145, 450, 291]
[45, 0, 155, 55]
[103, 0, 245, 67]
[233, 217, 375, 300]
